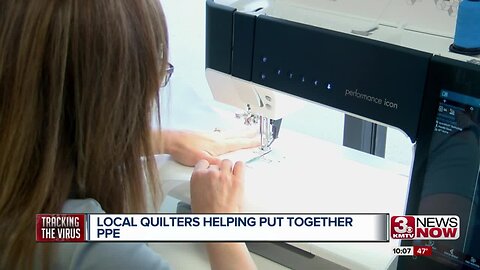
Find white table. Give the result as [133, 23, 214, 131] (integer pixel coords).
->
[157, 128, 411, 270]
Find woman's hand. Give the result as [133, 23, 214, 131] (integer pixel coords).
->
[155, 129, 259, 167]
[190, 159, 256, 270]
[190, 159, 244, 213]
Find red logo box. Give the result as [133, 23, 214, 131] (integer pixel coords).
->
[36, 214, 86, 242]
[391, 216, 415, 239]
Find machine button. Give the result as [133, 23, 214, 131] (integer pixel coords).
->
[262, 56, 268, 63]
[261, 74, 266, 80]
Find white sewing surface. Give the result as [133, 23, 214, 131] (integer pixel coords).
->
[158, 127, 410, 270]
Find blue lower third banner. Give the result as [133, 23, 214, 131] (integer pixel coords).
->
[85, 213, 389, 242]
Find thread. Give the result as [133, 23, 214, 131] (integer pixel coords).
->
[451, 0, 480, 55]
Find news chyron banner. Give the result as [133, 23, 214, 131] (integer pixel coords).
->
[37, 214, 388, 242]
[36, 214, 460, 242]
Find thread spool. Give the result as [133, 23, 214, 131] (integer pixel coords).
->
[450, 0, 480, 56]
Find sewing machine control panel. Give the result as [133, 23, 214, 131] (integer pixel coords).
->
[248, 15, 431, 141]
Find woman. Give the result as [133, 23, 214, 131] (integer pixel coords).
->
[0, 0, 257, 269]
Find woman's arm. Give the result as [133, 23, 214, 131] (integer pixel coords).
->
[190, 159, 257, 270]
[152, 129, 259, 166]
[206, 243, 256, 270]
[153, 129, 258, 268]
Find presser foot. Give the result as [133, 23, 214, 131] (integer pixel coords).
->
[246, 148, 272, 164]
[245, 148, 287, 168]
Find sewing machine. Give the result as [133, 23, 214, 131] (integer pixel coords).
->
[159, 0, 480, 269]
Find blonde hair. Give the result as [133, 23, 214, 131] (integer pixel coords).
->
[0, 0, 168, 268]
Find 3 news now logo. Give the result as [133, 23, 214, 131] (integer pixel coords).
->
[391, 216, 460, 240]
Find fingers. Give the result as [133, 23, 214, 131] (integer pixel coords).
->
[208, 165, 220, 172]
[195, 159, 237, 174]
[194, 159, 234, 172]
[195, 159, 209, 170]
[190, 158, 244, 214]
[205, 157, 222, 166]
[233, 161, 245, 179]
[197, 151, 222, 166]
[220, 159, 233, 172]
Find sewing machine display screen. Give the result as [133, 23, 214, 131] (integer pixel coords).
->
[414, 89, 480, 269]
